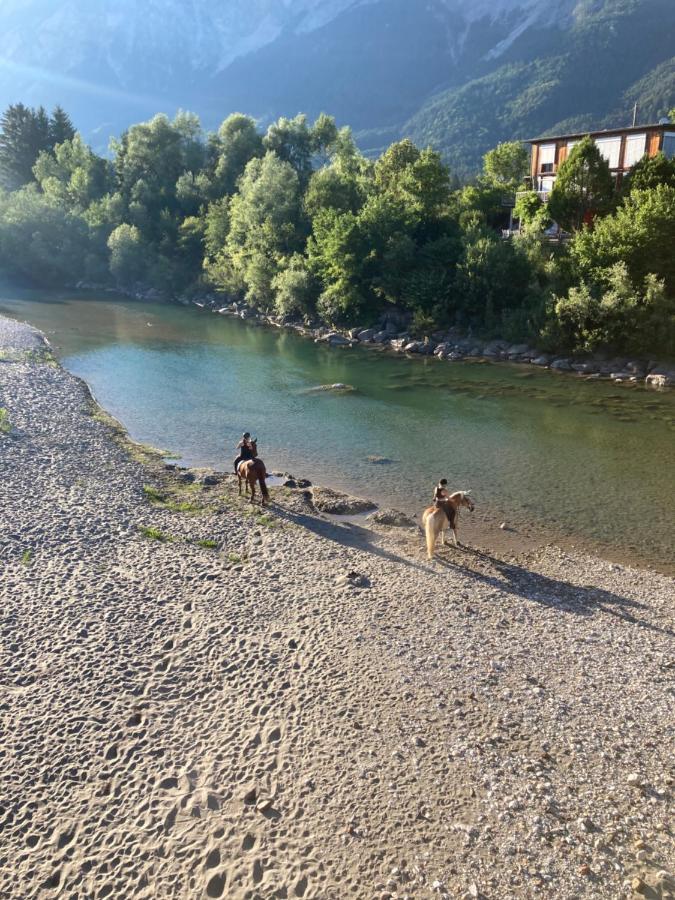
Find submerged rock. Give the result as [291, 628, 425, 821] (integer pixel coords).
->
[367, 508, 416, 528]
[311, 486, 376, 515]
[365, 455, 395, 465]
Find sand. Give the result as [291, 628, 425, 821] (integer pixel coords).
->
[0, 315, 673, 900]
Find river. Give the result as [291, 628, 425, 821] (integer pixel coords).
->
[1, 287, 673, 572]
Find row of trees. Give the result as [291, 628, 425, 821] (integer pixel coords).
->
[0, 103, 673, 357]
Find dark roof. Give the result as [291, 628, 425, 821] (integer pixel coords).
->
[525, 122, 674, 145]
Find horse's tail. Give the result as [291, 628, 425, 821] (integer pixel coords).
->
[424, 513, 436, 559]
[259, 477, 269, 501]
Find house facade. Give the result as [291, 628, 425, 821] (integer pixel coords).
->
[525, 122, 675, 200]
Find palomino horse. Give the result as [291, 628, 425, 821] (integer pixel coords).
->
[236, 440, 270, 505]
[422, 491, 475, 559]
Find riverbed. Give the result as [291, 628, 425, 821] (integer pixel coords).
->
[1, 287, 673, 572]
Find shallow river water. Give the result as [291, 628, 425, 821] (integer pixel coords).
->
[2, 288, 674, 572]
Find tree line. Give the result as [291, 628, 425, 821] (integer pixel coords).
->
[0, 102, 673, 358]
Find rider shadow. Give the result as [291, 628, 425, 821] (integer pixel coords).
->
[431, 545, 673, 637]
[269, 498, 429, 572]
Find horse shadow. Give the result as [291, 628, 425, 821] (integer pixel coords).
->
[266, 494, 672, 638]
[431, 545, 674, 637]
[268, 497, 430, 572]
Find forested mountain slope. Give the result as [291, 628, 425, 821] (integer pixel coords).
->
[0, 0, 672, 174]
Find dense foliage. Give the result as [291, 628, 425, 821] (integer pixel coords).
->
[0, 105, 673, 359]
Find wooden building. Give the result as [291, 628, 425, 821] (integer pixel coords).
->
[525, 122, 675, 200]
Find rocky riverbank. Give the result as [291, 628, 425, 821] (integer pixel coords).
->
[1, 315, 674, 899]
[196, 296, 675, 389]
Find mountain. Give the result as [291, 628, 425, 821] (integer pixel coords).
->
[0, 0, 672, 174]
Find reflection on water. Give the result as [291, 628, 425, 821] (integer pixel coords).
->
[1, 287, 674, 571]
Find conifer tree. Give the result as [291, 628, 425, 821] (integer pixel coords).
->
[48, 105, 76, 147]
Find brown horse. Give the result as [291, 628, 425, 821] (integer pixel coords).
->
[422, 491, 475, 559]
[236, 440, 269, 505]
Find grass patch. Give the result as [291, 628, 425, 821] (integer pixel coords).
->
[143, 484, 165, 502]
[138, 525, 174, 542]
[257, 514, 277, 528]
[142, 482, 203, 514]
[164, 499, 202, 513]
[21, 549, 32, 565]
[0, 408, 10, 435]
[227, 552, 243, 564]
[196, 539, 219, 550]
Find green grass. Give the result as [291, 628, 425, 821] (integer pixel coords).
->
[143, 484, 165, 502]
[21, 549, 32, 565]
[138, 525, 174, 542]
[256, 514, 277, 528]
[227, 552, 243, 564]
[196, 539, 219, 550]
[143, 483, 202, 514]
[0, 408, 10, 435]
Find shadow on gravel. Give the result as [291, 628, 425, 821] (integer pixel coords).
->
[269, 500, 433, 573]
[432, 546, 674, 637]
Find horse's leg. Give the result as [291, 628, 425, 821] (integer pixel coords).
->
[237, 473, 242, 496]
[249, 476, 255, 504]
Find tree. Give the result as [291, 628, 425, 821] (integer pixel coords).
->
[624, 152, 675, 193]
[212, 113, 263, 195]
[210, 152, 303, 307]
[271, 254, 317, 317]
[48, 106, 75, 147]
[263, 115, 313, 184]
[34, 134, 111, 209]
[547, 137, 614, 232]
[0, 104, 51, 189]
[572, 184, 675, 293]
[483, 141, 529, 190]
[554, 264, 673, 356]
[107, 223, 147, 285]
[514, 191, 552, 233]
[0, 185, 91, 283]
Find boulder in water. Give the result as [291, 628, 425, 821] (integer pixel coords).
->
[311, 486, 376, 515]
[367, 508, 416, 528]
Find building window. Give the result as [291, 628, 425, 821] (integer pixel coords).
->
[595, 136, 621, 169]
[538, 176, 555, 193]
[663, 133, 675, 159]
[539, 143, 555, 173]
[566, 140, 579, 155]
[624, 133, 646, 168]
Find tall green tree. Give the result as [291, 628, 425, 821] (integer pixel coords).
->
[482, 141, 529, 190]
[212, 113, 263, 195]
[208, 152, 304, 307]
[48, 106, 75, 147]
[0, 104, 51, 189]
[547, 137, 614, 231]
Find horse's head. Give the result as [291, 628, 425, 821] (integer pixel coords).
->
[249, 439, 258, 457]
[460, 490, 475, 512]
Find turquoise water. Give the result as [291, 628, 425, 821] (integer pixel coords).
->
[2, 288, 674, 570]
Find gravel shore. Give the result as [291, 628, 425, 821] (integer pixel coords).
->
[1, 316, 673, 900]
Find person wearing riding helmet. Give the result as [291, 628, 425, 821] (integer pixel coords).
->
[233, 432, 255, 473]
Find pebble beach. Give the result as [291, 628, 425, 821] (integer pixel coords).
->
[0, 315, 673, 899]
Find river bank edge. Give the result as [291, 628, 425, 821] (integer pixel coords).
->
[3, 311, 672, 578]
[71, 280, 675, 390]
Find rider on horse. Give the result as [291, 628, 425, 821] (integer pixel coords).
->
[233, 432, 255, 474]
[433, 478, 454, 523]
